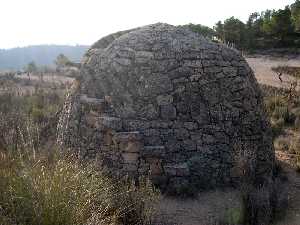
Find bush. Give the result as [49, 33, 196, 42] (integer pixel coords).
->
[0, 151, 159, 225]
[274, 137, 290, 152]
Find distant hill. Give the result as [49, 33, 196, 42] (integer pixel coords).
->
[0, 45, 89, 70]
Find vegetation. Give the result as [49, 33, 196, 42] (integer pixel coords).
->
[55, 54, 72, 68]
[186, 1, 300, 51]
[25, 61, 38, 74]
[272, 65, 300, 79]
[0, 78, 159, 225]
[262, 84, 300, 137]
[262, 79, 300, 175]
[0, 150, 159, 225]
[180, 23, 215, 40]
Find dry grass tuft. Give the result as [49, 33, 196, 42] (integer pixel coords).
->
[0, 150, 159, 225]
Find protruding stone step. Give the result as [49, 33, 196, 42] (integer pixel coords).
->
[79, 94, 117, 115]
[79, 94, 108, 113]
[114, 131, 143, 154]
[96, 116, 122, 131]
[164, 163, 190, 177]
[142, 146, 166, 159]
[114, 131, 142, 142]
[79, 94, 105, 105]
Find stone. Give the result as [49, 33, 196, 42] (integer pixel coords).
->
[184, 122, 198, 130]
[160, 104, 176, 120]
[57, 23, 275, 197]
[123, 163, 138, 172]
[114, 131, 142, 142]
[142, 146, 166, 159]
[156, 95, 173, 106]
[149, 159, 163, 176]
[122, 152, 139, 164]
[96, 116, 122, 131]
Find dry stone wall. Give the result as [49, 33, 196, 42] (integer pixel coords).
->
[57, 23, 275, 193]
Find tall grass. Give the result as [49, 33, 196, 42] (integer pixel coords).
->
[0, 151, 159, 225]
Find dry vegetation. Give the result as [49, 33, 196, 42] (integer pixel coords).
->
[2, 59, 300, 225]
[0, 150, 158, 225]
[0, 75, 159, 225]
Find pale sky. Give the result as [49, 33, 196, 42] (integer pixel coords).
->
[0, 0, 295, 49]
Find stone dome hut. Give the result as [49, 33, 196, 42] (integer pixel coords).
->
[57, 23, 275, 192]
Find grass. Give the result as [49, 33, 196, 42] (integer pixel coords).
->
[272, 66, 300, 79]
[0, 79, 160, 225]
[262, 84, 300, 137]
[0, 150, 159, 225]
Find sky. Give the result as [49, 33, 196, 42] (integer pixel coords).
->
[0, 0, 295, 49]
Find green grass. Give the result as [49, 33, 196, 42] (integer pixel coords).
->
[0, 151, 159, 225]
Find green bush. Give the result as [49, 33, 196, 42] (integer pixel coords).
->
[222, 207, 245, 225]
[0, 151, 159, 225]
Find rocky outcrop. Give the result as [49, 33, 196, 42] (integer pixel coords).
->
[57, 23, 275, 194]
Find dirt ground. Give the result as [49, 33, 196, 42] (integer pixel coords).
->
[246, 56, 300, 90]
[154, 190, 242, 225]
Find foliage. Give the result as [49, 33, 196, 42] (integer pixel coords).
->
[0, 84, 63, 152]
[291, 0, 300, 32]
[263, 7, 294, 45]
[0, 77, 159, 225]
[223, 17, 246, 48]
[0, 150, 159, 225]
[55, 54, 71, 68]
[25, 61, 38, 73]
[263, 83, 300, 137]
[213, 0, 300, 50]
[183, 23, 216, 40]
[272, 65, 300, 79]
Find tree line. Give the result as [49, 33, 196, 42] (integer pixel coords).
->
[185, 0, 300, 51]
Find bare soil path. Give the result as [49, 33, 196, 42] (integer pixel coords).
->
[154, 190, 242, 225]
[246, 56, 300, 89]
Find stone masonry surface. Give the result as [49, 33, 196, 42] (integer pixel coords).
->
[57, 23, 275, 193]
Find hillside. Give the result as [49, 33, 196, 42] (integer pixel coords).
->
[0, 45, 89, 70]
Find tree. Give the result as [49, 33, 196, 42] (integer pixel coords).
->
[262, 7, 293, 45]
[246, 12, 264, 49]
[185, 23, 216, 40]
[55, 54, 71, 68]
[247, 12, 263, 37]
[273, 7, 293, 37]
[261, 10, 274, 36]
[26, 61, 38, 74]
[291, 0, 300, 32]
[223, 17, 247, 49]
[214, 21, 225, 41]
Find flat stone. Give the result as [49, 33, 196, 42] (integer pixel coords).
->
[114, 131, 142, 142]
[157, 94, 173, 106]
[79, 94, 105, 105]
[122, 152, 139, 164]
[96, 116, 122, 131]
[160, 104, 176, 120]
[142, 146, 166, 159]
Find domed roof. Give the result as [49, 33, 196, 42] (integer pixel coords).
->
[80, 23, 256, 120]
[58, 23, 274, 193]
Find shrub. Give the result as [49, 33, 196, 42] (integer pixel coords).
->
[274, 137, 290, 152]
[270, 118, 285, 138]
[0, 150, 159, 225]
[222, 207, 245, 225]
